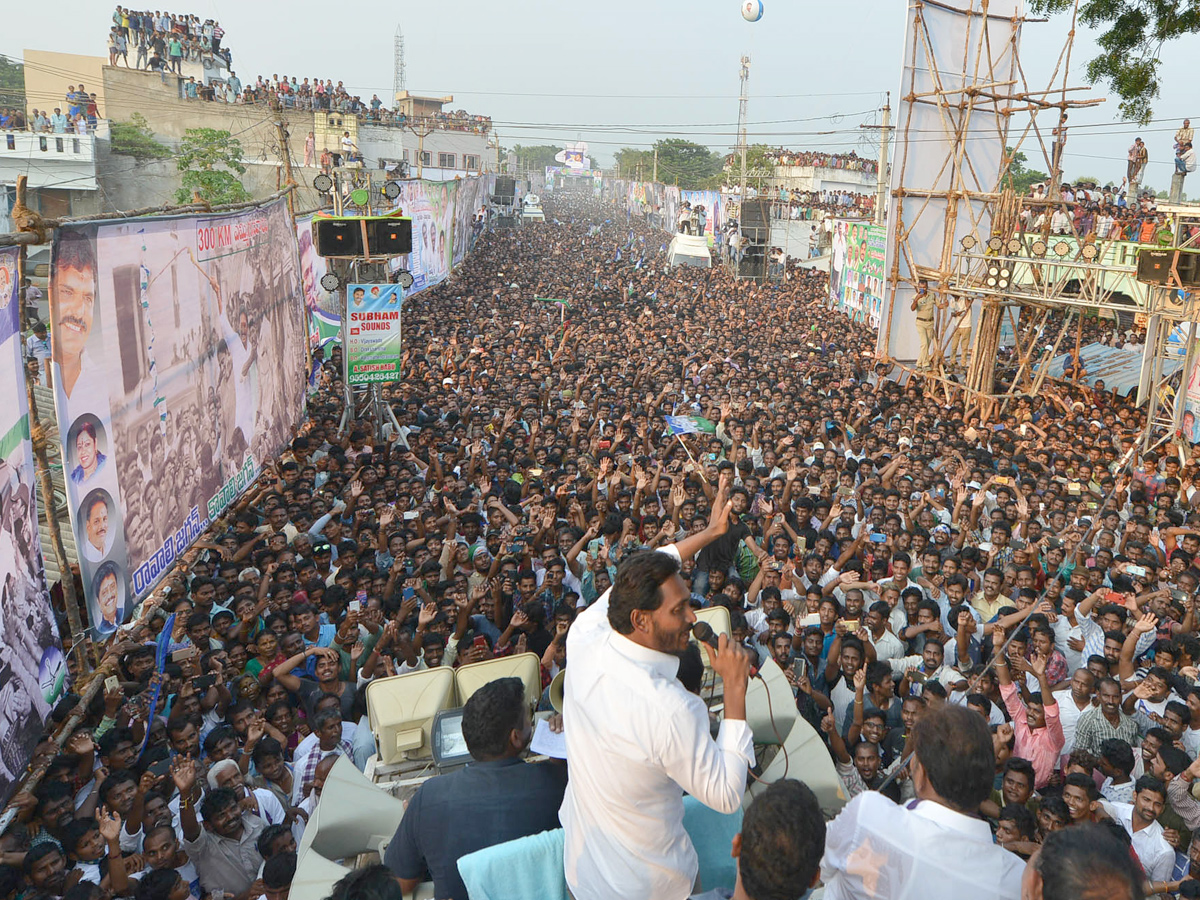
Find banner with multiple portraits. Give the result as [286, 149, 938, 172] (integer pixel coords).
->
[0, 247, 66, 805]
[50, 199, 308, 634]
[828, 218, 886, 329]
[385, 179, 457, 294]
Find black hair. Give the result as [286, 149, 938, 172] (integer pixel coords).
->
[135, 869, 182, 900]
[1035, 823, 1142, 900]
[461, 676, 526, 760]
[738, 779, 825, 900]
[23, 843, 63, 877]
[60, 818, 98, 856]
[607, 550, 681, 634]
[1134, 773, 1166, 799]
[263, 851, 297, 890]
[910, 704, 994, 812]
[326, 864, 405, 900]
[998, 803, 1038, 840]
[1099, 738, 1135, 776]
[1063, 771, 1099, 801]
[257, 824, 293, 859]
[199, 787, 239, 822]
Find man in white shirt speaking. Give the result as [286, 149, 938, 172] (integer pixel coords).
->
[561, 484, 756, 900]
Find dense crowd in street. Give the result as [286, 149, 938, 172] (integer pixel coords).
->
[8, 183, 1200, 900]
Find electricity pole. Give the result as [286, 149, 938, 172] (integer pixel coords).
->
[653, 146, 658, 183]
[859, 94, 893, 226]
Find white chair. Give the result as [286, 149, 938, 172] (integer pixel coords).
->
[454, 652, 542, 709]
[365, 666, 456, 764]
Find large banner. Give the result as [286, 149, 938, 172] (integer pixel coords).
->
[451, 175, 489, 267]
[51, 200, 308, 632]
[829, 219, 886, 328]
[678, 189, 727, 244]
[345, 284, 404, 385]
[387, 180, 456, 293]
[0, 247, 66, 804]
[296, 214, 338, 349]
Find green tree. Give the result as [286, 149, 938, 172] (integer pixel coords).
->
[511, 144, 562, 173]
[712, 143, 778, 191]
[0, 55, 24, 108]
[614, 147, 653, 179]
[651, 139, 722, 190]
[174, 128, 249, 205]
[1000, 147, 1049, 193]
[1027, 0, 1199, 123]
[110, 113, 172, 160]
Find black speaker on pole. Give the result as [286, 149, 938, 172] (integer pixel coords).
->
[1178, 249, 1200, 288]
[494, 176, 516, 202]
[1137, 248, 1174, 285]
[741, 198, 771, 244]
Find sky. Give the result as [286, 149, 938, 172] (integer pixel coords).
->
[5, 0, 1195, 189]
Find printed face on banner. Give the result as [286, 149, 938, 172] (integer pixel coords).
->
[50, 201, 308, 632]
[345, 283, 404, 385]
[828, 219, 886, 329]
[0, 246, 67, 806]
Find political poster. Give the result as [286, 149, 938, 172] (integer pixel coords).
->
[386, 179, 456, 293]
[0, 246, 66, 804]
[451, 174, 489, 267]
[345, 284, 404, 385]
[828, 219, 886, 328]
[51, 200, 308, 632]
[296, 214, 338, 349]
[1183, 329, 1200, 444]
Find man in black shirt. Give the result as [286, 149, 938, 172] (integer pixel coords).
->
[384, 677, 567, 900]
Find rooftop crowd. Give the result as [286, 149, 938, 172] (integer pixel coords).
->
[728, 149, 879, 175]
[1020, 121, 1198, 242]
[99, 6, 491, 132]
[771, 188, 876, 220]
[7, 184, 1200, 900]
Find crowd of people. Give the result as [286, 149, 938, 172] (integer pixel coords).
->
[770, 188, 876, 220]
[108, 7, 231, 72]
[4, 86, 99, 135]
[732, 149, 879, 174]
[185, 73, 492, 135]
[8, 184, 1200, 900]
[1017, 120, 1198, 243]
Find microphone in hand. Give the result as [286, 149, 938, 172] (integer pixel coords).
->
[692, 621, 759, 680]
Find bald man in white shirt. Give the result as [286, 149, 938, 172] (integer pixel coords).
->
[561, 484, 755, 900]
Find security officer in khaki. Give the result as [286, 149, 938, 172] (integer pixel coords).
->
[910, 279, 945, 370]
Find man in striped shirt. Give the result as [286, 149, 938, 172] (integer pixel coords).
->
[1074, 677, 1142, 756]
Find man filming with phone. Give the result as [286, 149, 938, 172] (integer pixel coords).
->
[561, 481, 756, 900]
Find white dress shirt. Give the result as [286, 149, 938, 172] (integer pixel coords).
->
[820, 793, 1024, 900]
[560, 544, 755, 900]
[1108, 800, 1175, 882]
[1051, 690, 1090, 758]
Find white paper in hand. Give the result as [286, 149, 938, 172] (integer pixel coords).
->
[530, 718, 568, 760]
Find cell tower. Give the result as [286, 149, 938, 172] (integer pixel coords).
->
[393, 26, 406, 101]
[736, 55, 750, 205]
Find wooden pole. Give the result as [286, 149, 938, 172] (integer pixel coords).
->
[14, 175, 90, 671]
[276, 119, 297, 220]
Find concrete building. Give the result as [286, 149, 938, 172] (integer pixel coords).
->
[391, 91, 493, 178]
[770, 162, 877, 198]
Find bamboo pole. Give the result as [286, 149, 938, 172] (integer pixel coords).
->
[14, 176, 91, 670]
[0, 186, 297, 247]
